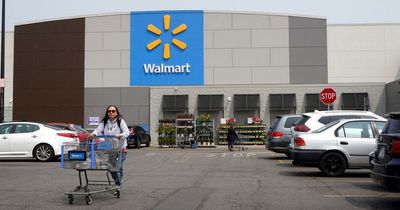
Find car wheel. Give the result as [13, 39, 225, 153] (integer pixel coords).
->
[135, 139, 140, 148]
[34, 144, 55, 162]
[146, 142, 150, 147]
[319, 152, 347, 177]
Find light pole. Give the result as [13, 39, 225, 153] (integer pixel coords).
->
[1, 0, 4, 122]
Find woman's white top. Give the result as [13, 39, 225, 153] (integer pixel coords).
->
[93, 118, 130, 149]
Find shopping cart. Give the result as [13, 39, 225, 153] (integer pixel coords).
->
[176, 134, 197, 149]
[236, 135, 248, 151]
[60, 135, 123, 205]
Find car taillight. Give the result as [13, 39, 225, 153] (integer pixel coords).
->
[269, 131, 283, 138]
[295, 137, 306, 147]
[392, 140, 400, 157]
[57, 133, 76, 138]
[294, 124, 310, 132]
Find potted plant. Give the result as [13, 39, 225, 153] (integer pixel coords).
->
[197, 114, 212, 125]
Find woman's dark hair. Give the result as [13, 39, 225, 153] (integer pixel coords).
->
[101, 105, 123, 123]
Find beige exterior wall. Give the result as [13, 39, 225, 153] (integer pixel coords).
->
[328, 24, 400, 83]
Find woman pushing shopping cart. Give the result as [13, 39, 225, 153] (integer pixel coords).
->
[61, 105, 130, 205]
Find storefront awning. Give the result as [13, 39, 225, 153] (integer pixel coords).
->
[234, 94, 260, 111]
[305, 93, 332, 112]
[269, 94, 296, 111]
[162, 95, 188, 112]
[341, 93, 370, 110]
[198, 94, 224, 111]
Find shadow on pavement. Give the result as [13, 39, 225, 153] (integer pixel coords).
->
[279, 170, 371, 178]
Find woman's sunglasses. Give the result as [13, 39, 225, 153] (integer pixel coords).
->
[107, 110, 116, 113]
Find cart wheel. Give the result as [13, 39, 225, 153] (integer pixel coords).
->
[85, 195, 93, 205]
[115, 190, 121, 198]
[68, 195, 74, 205]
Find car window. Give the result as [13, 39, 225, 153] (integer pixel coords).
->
[336, 121, 373, 138]
[270, 117, 281, 130]
[0, 124, 13, 134]
[383, 117, 400, 134]
[318, 116, 331, 125]
[284, 117, 301, 128]
[73, 125, 89, 133]
[312, 120, 340, 133]
[318, 115, 375, 125]
[44, 124, 64, 130]
[296, 115, 310, 125]
[14, 124, 39, 133]
[375, 121, 385, 134]
[136, 126, 145, 133]
[51, 125, 69, 130]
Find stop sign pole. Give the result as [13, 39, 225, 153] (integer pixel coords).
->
[320, 88, 336, 110]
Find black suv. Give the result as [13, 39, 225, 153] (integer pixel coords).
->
[370, 112, 400, 190]
[127, 125, 151, 148]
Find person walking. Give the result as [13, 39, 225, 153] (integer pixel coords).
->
[227, 125, 238, 151]
[90, 105, 130, 187]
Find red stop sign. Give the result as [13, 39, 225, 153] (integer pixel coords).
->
[320, 88, 336, 105]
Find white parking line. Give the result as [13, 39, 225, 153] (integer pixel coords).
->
[174, 156, 192, 163]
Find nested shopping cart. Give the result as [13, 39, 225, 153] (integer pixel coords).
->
[60, 135, 123, 205]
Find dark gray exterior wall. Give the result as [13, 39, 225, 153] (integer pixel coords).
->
[84, 87, 150, 128]
[386, 79, 400, 113]
[289, 17, 328, 84]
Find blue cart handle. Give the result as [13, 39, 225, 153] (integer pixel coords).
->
[92, 134, 117, 138]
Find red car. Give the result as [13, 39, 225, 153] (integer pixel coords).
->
[47, 122, 90, 141]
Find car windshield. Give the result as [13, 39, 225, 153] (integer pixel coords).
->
[73, 125, 89, 133]
[312, 120, 340, 133]
[44, 124, 64, 130]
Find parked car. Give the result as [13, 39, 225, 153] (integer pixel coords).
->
[266, 114, 301, 156]
[47, 122, 90, 141]
[370, 112, 400, 189]
[0, 121, 78, 161]
[291, 118, 386, 176]
[289, 110, 385, 151]
[127, 125, 151, 148]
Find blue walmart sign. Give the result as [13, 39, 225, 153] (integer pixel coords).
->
[130, 11, 204, 86]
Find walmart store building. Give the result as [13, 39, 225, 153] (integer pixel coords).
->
[5, 10, 400, 144]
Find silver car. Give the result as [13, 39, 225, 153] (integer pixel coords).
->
[291, 118, 386, 176]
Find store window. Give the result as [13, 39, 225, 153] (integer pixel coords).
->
[269, 94, 297, 123]
[341, 93, 369, 110]
[197, 94, 224, 142]
[198, 95, 224, 111]
[162, 95, 188, 118]
[305, 93, 333, 112]
[233, 94, 260, 124]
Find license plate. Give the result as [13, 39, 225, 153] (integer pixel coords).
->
[378, 146, 385, 159]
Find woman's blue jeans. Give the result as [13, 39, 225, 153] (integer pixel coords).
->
[111, 151, 127, 186]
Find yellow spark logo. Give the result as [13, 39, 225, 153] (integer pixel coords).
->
[146, 15, 187, 60]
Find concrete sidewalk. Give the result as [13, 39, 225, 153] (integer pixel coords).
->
[138, 144, 266, 152]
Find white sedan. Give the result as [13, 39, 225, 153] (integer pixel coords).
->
[0, 122, 78, 161]
[290, 118, 386, 176]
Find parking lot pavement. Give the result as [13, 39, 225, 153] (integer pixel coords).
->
[0, 148, 399, 209]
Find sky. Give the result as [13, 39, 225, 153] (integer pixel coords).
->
[2, 0, 400, 30]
